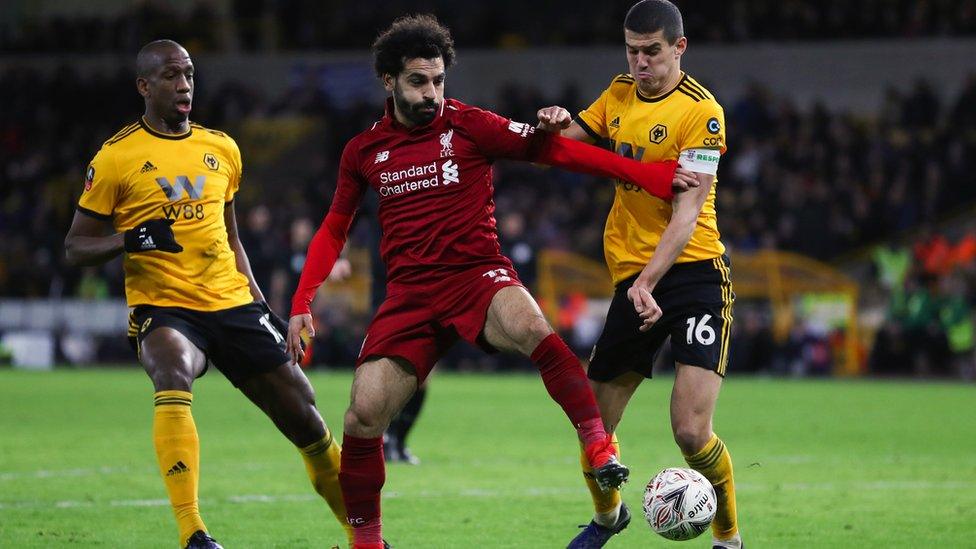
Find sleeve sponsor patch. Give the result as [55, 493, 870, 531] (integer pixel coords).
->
[679, 148, 721, 176]
[706, 117, 721, 134]
[84, 165, 95, 191]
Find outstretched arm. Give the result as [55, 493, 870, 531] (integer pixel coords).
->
[536, 105, 699, 193]
[527, 131, 682, 200]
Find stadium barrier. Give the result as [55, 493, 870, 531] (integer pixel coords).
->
[536, 249, 862, 375]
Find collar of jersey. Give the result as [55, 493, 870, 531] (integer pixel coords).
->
[139, 116, 193, 140]
[383, 97, 446, 133]
[635, 72, 686, 103]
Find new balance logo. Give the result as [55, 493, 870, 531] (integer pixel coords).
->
[441, 160, 459, 184]
[375, 150, 390, 164]
[483, 268, 512, 283]
[140, 161, 157, 173]
[166, 461, 189, 476]
[609, 117, 621, 128]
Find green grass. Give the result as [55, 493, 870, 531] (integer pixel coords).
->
[1, 368, 974, 548]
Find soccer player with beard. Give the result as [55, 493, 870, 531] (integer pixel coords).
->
[538, 1, 742, 547]
[286, 15, 700, 548]
[64, 40, 352, 549]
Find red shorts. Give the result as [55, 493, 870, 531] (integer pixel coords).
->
[356, 263, 523, 381]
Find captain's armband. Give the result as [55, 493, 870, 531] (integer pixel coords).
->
[678, 148, 721, 176]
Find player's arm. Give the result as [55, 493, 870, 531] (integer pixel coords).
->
[67, 150, 180, 265]
[225, 201, 295, 344]
[536, 105, 699, 193]
[628, 174, 713, 330]
[536, 107, 592, 142]
[64, 212, 124, 266]
[224, 201, 264, 303]
[286, 140, 366, 363]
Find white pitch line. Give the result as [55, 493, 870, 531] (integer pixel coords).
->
[0, 466, 135, 481]
[3, 481, 975, 511]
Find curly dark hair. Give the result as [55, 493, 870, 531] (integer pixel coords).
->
[372, 14, 456, 78]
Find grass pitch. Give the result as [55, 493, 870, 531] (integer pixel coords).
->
[1, 368, 974, 548]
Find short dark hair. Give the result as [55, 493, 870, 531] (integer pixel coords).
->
[624, 0, 684, 44]
[372, 14, 456, 78]
[136, 39, 186, 77]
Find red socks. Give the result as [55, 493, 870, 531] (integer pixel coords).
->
[530, 333, 605, 445]
[339, 434, 385, 546]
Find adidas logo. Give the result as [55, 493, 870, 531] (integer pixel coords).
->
[142, 236, 155, 249]
[140, 161, 157, 173]
[166, 460, 189, 476]
[609, 117, 621, 129]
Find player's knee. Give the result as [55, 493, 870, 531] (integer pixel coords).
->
[673, 423, 711, 455]
[343, 404, 386, 438]
[143, 352, 197, 392]
[517, 314, 554, 352]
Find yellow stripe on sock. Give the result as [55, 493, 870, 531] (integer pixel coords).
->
[684, 434, 738, 540]
[153, 391, 206, 546]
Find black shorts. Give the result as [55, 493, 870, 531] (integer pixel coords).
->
[127, 302, 290, 387]
[588, 255, 734, 381]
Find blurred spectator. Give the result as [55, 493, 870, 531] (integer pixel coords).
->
[872, 242, 911, 291]
[937, 274, 975, 379]
[4, 47, 976, 378]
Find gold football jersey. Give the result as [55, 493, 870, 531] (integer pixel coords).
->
[578, 72, 727, 285]
[77, 118, 252, 311]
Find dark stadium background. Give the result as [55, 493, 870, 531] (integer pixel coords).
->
[2, 0, 976, 380]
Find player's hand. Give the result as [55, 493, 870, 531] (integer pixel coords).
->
[327, 257, 352, 282]
[123, 218, 183, 253]
[672, 167, 700, 193]
[536, 105, 573, 132]
[287, 313, 314, 364]
[627, 283, 662, 332]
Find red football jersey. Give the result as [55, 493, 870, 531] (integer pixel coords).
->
[331, 98, 544, 284]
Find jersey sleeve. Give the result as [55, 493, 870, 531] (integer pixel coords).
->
[330, 139, 368, 215]
[459, 107, 546, 161]
[77, 147, 122, 220]
[678, 100, 727, 155]
[225, 137, 243, 202]
[575, 85, 611, 141]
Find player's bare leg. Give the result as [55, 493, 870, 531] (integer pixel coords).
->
[238, 361, 326, 446]
[672, 363, 740, 547]
[591, 372, 644, 434]
[237, 362, 353, 545]
[341, 357, 417, 549]
[482, 286, 628, 490]
[140, 328, 214, 548]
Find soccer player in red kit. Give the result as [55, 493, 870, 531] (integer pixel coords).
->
[286, 15, 698, 548]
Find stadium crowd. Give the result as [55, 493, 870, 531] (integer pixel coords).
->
[2, 59, 976, 377]
[4, 0, 976, 53]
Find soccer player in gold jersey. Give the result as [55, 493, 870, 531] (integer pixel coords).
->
[538, 1, 742, 547]
[64, 40, 351, 549]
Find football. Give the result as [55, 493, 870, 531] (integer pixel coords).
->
[643, 467, 717, 541]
